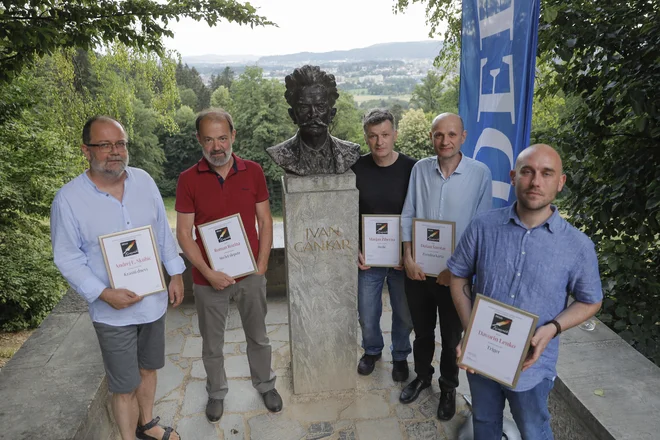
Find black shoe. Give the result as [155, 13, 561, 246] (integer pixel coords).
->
[357, 353, 381, 375]
[391, 360, 409, 382]
[437, 388, 456, 420]
[262, 388, 283, 412]
[206, 398, 224, 423]
[399, 377, 431, 404]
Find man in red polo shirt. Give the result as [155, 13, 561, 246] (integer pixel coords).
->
[175, 108, 281, 424]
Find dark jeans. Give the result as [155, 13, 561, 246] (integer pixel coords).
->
[405, 276, 462, 390]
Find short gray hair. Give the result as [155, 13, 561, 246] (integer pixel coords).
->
[362, 108, 395, 133]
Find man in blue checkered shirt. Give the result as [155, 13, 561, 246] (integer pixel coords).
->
[448, 144, 603, 440]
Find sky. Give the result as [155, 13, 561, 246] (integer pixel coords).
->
[164, 0, 443, 57]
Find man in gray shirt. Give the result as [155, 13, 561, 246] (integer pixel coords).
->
[399, 113, 492, 422]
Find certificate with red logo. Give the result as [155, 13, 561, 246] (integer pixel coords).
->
[362, 215, 401, 267]
[412, 218, 455, 277]
[458, 295, 539, 388]
[99, 225, 166, 296]
[197, 214, 256, 278]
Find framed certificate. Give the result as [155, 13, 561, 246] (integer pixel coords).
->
[458, 294, 539, 388]
[99, 225, 166, 296]
[362, 215, 401, 267]
[197, 214, 257, 278]
[412, 218, 455, 277]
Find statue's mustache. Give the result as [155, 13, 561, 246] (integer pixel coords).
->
[300, 119, 328, 128]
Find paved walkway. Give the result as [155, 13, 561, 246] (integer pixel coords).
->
[157, 293, 473, 440]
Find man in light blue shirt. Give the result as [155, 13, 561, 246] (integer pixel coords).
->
[51, 116, 185, 440]
[448, 144, 602, 439]
[399, 113, 492, 421]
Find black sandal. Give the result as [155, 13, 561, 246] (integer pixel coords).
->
[136, 416, 180, 440]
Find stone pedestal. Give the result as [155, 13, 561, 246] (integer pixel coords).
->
[282, 171, 358, 394]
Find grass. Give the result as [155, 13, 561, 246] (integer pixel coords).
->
[163, 197, 177, 228]
[163, 197, 282, 228]
[0, 330, 33, 369]
[353, 94, 412, 104]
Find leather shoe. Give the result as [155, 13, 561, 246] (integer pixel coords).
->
[437, 388, 456, 420]
[206, 398, 224, 423]
[391, 360, 409, 382]
[357, 353, 381, 375]
[261, 388, 283, 412]
[399, 377, 431, 404]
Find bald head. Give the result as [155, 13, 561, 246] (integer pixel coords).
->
[515, 144, 563, 174]
[431, 112, 464, 132]
[511, 144, 566, 213]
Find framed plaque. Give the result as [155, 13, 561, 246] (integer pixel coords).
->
[197, 213, 257, 278]
[99, 225, 166, 296]
[362, 215, 401, 267]
[412, 218, 455, 277]
[458, 294, 539, 388]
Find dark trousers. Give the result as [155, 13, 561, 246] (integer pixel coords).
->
[405, 276, 462, 390]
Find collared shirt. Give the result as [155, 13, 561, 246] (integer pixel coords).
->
[175, 154, 269, 286]
[298, 135, 337, 174]
[51, 167, 186, 326]
[447, 204, 603, 391]
[401, 154, 492, 243]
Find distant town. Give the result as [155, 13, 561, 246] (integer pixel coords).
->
[182, 41, 445, 103]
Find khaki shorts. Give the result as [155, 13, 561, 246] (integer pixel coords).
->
[93, 314, 166, 394]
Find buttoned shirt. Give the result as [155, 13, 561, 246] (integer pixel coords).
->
[175, 154, 269, 286]
[51, 167, 186, 326]
[447, 204, 603, 391]
[401, 154, 492, 243]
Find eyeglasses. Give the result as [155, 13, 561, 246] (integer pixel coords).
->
[85, 141, 129, 153]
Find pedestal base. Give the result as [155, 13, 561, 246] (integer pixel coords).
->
[282, 172, 358, 394]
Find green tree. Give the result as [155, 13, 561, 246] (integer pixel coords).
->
[0, 0, 272, 82]
[330, 91, 364, 149]
[179, 87, 199, 109]
[210, 86, 234, 113]
[411, 71, 444, 113]
[129, 99, 165, 179]
[159, 106, 200, 196]
[397, 109, 433, 159]
[210, 67, 235, 92]
[175, 62, 210, 110]
[411, 71, 458, 114]
[230, 66, 295, 183]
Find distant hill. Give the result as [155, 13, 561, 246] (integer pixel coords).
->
[181, 54, 260, 65]
[258, 41, 442, 63]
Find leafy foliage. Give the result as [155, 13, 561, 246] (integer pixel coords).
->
[230, 66, 295, 183]
[397, 109, 433, 159]
[411, 71, 459, 114]
[0, 0, 273, 83]
[330, 91, 365, 149]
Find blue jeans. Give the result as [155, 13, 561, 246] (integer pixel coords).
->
[358, 267, 413, 361]
[468, 373, 555, 440]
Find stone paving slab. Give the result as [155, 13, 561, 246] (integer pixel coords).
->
[155, 297, 462, 439]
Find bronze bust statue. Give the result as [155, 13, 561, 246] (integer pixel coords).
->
[266, 65, 360, 176]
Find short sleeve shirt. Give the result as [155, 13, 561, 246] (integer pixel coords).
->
[447, 205, 603, 391]
[175, 154, 269, 286]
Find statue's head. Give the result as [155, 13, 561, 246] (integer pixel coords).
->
[284, 65, 339, 138]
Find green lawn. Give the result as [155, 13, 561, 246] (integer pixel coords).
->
[352, 94, 411, 104]
[163, 196, 282, 228]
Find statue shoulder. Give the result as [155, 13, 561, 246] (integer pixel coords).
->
[267, 135, 299, 164]
[331, 136, 361, 153]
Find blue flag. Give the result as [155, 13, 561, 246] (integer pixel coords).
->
[458, 0, 541, 207]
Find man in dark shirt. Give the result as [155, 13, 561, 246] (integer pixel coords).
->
[352, 108, 417, 382]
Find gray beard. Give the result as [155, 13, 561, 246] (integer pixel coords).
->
[92, 155, 129, 177]
[203, 147, 232, 167]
